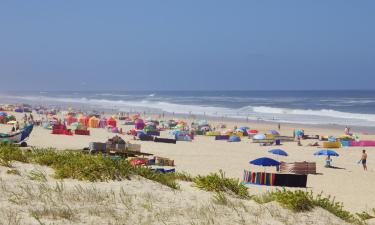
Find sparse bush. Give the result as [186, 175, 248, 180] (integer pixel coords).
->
[193, 170, 249, 199]
[0, 143, 28, 167]
[269, 189, 314, 212]
[356, 211, 374, 221]
[134, 166, 179, 189]
[172, 171, 194, 182]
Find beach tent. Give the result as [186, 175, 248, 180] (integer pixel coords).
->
[268, 130, 280, 135]
[107, 117, 117, 127]
[78, 115, 88, 127]
[328, 136, 336, 142]
[70, 122, 86, 131]
[253, 134, 266, 140]
[239, 126, 249, 131]
[88, 116, 99, 128]
[66, 115, 77, 126]
[135, 119, 145, 130]
[99, 117, 107, 128]
[229, 135, 241, 142]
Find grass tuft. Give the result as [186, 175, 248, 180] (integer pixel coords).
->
[7, 169, 21, 176]
[193, 170, 249, 199]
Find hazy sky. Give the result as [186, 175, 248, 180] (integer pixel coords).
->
[0, 1, 374, 91]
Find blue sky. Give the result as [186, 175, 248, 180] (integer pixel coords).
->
[0, 1, 374, 91]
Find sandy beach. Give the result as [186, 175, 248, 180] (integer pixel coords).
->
[1, 111, 374, 217]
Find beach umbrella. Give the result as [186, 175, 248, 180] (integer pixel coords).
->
[0, 112, 7, 117]
[314, 149, 339, 156]
[249, 129, 258, 134]
[249, 157, 280, 166]
[7, 121, 17, 125]
[253, 134, 266, 140]
[268, 149, 288, 156]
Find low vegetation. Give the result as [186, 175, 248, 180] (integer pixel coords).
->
[193, 170, 250, 199]
[0, 143, 179, 189]
[0, 143, 373, 224]
[252, 189, 366, 224]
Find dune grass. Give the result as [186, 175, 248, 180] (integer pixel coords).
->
[0, 144, 179, 189]
[0, 143, 371, 224]
[193, 170, 250, 199]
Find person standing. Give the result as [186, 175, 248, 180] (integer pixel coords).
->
[361, 150, 367, 171]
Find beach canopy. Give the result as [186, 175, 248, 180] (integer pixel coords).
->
[249, 157, 280, 166]
[314, 149, 339, 156]
[268, 149, 288, 156]
[229, 135, 241, 142]
[253, 134, 266, 140]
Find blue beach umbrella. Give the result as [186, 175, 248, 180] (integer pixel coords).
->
[249, 157, 280, 166]
[268, 149, 288, 156]
[314, 149, 339, 156]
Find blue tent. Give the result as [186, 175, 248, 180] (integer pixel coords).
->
[314, 149, 339, 156]
[249, 157, 280, 166]
[239, 126, 249, 132]
[268, 149, 288, 156]
[229, 135, 241, 142]
[328, 136, 336, 142]
[253, 134, 266, 140]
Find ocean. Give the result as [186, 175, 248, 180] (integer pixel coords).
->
[1, 90, 375, 127]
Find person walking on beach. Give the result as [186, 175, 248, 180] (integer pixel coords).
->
[361, 150, 367, 171]
[278, 123, 281, 131]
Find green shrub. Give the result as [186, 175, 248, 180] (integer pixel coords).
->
[269, 189, 314, 212]
[193, 170, 249, 199]
[172, 171, 194, 182]
[0, 143, 28, 167]
[356, 211, 374, 221]
[134, 166, 179, 189]
[313, 192, 359, 223]
[254, 189, 363, 224]
[251, 192, 275, 204]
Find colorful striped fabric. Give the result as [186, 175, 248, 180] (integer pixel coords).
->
[242, 170, 276, 186]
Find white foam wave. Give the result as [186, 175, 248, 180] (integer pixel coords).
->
[5, 95, 375, 126]
[251, 106, 375, 122]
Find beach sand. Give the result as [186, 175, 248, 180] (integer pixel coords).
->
[1, 112, 374, 220]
